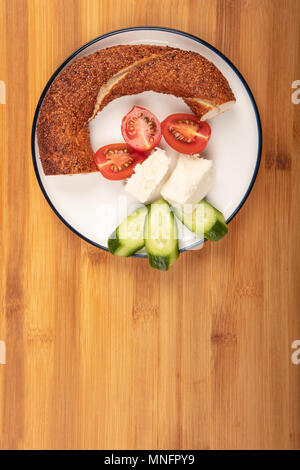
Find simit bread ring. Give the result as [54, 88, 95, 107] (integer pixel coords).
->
[37, 45, 235, 176]
[37, 45, 174, 175]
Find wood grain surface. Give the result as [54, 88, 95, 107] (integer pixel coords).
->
[0, 0, 299, 450]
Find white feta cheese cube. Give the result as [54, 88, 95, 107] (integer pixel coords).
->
[161, 154, 215, 210]
[124, 148, 172, 204]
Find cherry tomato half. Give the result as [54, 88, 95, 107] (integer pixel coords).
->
[121, 106, 162, 152]
[94, 143, 147, 180]
[161, 113, 211, 154]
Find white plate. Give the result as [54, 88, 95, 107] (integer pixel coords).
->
[32, 27, 262, 256]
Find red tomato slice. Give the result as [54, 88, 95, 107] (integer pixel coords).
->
[161, 113, 211, 154]
[121, 106, 162, 152]
[94, 143, 147, 180]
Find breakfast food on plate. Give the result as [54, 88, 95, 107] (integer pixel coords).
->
[107, 140, 227, 270]
[144, 199, 179, 271]
[121, 106, 162, 152]
[107, 197, 228, 270]
[93, 143, 147, 180]
[160, 154, 215, 210]
[184, 98, 235, 121]
[124, 148, 172, 204]
[37, 45, 172, 175]
[173, 201, 228, 242]
[37, 45, 235, 175]
[108, 206, 148, 257]
[37, 42, 235, 270]
[107, 199, 180, 271]
[161, 114, 211, 154]
[97, 49, 235, 120]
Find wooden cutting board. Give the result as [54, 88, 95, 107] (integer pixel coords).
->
[0, 0, 299, 450]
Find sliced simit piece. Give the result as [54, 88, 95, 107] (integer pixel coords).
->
[97, 49, 235, 119]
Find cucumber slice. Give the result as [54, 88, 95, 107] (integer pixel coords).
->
[108, 206, 147, 256]
[144, 199, 179, 271]
[173, 200, 228, 242]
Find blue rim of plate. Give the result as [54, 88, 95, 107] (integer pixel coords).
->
[31, 26, 262, 258]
